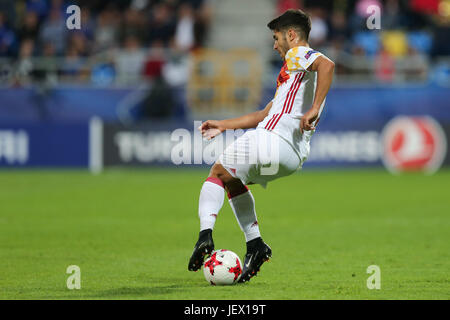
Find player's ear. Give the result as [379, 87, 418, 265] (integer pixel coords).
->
[287, 29, 296, 42]
[286, 29, 293, 42]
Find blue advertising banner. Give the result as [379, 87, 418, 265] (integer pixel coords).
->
[1, 118, 448, 171]
[0, 122, 89, 168]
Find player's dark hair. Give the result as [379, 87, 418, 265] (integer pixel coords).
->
[267, 9, 311, 41]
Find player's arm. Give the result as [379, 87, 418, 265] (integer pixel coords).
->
[300, 55, 335, 133]
[199, 101, 273, 139]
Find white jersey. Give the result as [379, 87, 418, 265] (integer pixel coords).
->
[257, 46, 325, 158]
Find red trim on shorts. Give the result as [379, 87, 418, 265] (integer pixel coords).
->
[206, 177, 224, 188]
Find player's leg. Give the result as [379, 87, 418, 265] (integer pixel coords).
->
[198, 162, 237, 231]
[232, 130, 302, 282]
[188, 163, 234, 271]
[226, 179, 261, 243]
[225, 179, 272, 282]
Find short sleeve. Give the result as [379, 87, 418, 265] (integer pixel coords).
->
[285, 46, 322, 72]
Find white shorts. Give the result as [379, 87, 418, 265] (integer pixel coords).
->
[218, 128, 307, 188]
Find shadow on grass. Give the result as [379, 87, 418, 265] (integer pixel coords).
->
[92, 284, 196, 297]
[44, 280, 266, 299]
[48, 280, 208, 299]
[38, 272, 269, 299]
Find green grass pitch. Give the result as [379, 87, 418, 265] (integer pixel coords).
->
[0, 168, 449, 299]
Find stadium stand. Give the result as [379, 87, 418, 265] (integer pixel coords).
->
[0, 0, 449, 121]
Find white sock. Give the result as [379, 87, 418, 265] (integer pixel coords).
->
[198, 177, 225, 231]
[228, 189, 261, 242]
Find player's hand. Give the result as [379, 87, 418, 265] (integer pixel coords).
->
[300, 107, 319, 134]
[198, 120, 225, 140]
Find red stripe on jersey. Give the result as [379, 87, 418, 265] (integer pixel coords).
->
[267, 113, 282, 131]
[267, 75, 299, 131]
[280, 73, 300, 115]
[264, 113, 278, 130]
[269, 72, 303, 130]
[286, 72, 305, 114]
[283, 73, 302, 115]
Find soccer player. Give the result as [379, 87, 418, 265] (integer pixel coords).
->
[188, 9, 335, 282]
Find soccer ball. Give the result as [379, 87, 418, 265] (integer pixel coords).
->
[203, 249, 242, 285]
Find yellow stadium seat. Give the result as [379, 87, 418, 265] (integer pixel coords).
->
[381, 31, 408, 57]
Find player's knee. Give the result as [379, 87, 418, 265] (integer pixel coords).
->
[224, 179, 248, 198]
[209, 163, 232, 184]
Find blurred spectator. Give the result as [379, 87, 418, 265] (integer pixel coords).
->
[0, 12, 17, 57]
[39, 9, 66, 55]
[431, 15, 450, 58]
[114, 35, 146, 85]
[308, 7, 328, 48]
[193, 0, 213, 48]
[68, 32, 90, 57]
[141, 74, 175, 119]
[410, 0, 440, 14]
[277, 0, 303, 15]
[49, 0, 66, 14]
[147, 2, 176, 46]
[16, 38, 35, 83]
[382, 0, 407, 30]
[163, 41, 190, 87]
[79, 7, 96, 42]
[402, 46, 428, 80]
[36, 42, 58, 86]
[26, 0, 49, 21]
[18, 11, 40, 43]
[0, 1, 16, 24]
[328, 10, 349, 43]
[120, 6, 148, 45]
[174, 4, 195, 52]
[61, 44, 84, 80]
[93, 6, 120, 53]
[143, 41, 166, 80]
[130, 0, 151, 11]
[375, 44, 395, 82]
